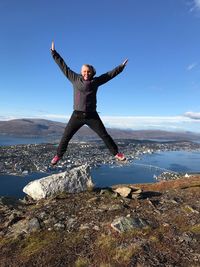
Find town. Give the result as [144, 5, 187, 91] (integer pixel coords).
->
[0, 139, 200, 176]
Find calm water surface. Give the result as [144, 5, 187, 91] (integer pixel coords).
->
[91, 150, 200, 187]
[0, 136, 54, 146]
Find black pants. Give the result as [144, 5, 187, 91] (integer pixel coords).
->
[57, 111, 118, 157]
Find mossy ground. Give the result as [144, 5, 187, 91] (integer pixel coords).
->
[0, 176, 200, 267]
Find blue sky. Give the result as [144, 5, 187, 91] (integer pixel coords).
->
[1, 0, 200, 132]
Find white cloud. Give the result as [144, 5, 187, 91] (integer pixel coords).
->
[0, 113, 69, 122]
[194, 0, 200, 9]
[189, 0, 200, 12]
[0, 115, 17, 121]
[41, 114, 70, 121]
[184, 111, 200, 119]
[187, 62, 198, 71]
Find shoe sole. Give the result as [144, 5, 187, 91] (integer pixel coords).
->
[115, 157, 127, 162]
[51, 162, 58, 166]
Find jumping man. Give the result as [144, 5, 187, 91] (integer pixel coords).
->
[50, 41, 128, 165]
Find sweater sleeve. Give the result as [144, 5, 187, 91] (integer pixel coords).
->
[95, 64, 125, 86]
[51, 50, 78, 82]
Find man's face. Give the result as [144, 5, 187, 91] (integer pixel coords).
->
[81, 65, 93, 81]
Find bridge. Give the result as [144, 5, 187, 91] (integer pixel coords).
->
[131, 162, 179, 174]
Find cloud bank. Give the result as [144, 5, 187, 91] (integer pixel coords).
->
[1, 112, 200, 132]
[184, 111, 200, 120]
[101, 115, 200, 132]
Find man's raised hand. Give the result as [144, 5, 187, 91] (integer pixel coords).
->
[122, 59, 128, 67]
[51, 41, 55, 51]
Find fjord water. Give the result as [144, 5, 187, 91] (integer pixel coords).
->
[0, 136, 53, 146]
[91, 150, 200, 188]
[0, 173, 49, 199]
[0, 150, 200, 198]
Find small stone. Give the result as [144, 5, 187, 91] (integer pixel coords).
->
[66, 218, 76, 228]
[131, 193, 141, 199]
[111, 216, 149, 233]
[93, 225, 100, 231]
[28, 218, 41, 232]
[54, 223, 65, 230]
[80, 223, 90, 230]
[114, 187, 132, 198]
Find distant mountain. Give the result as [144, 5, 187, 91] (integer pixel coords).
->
[0, 118, 200, 141]
[0, 119, 64, 137]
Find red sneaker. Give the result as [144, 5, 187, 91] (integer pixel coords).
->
[51, 155, 61, 165]
[115, 153, 126, 161]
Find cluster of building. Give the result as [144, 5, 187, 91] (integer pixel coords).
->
[0, 139, 200, 176]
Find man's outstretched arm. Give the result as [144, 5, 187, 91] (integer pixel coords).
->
[96, 58, 129, 86]
[50, 41, 78, 82]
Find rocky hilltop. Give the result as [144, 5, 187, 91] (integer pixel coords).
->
[0, 175, 200, 267]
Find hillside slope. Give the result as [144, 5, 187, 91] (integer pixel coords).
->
[0, 176, 199, 266]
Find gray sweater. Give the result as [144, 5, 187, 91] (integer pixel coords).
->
[51, 50, 125, 112]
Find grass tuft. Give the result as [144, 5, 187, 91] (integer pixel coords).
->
[75, 257, 90, 267]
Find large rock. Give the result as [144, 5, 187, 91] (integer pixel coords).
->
[23, 165, 93, 200]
